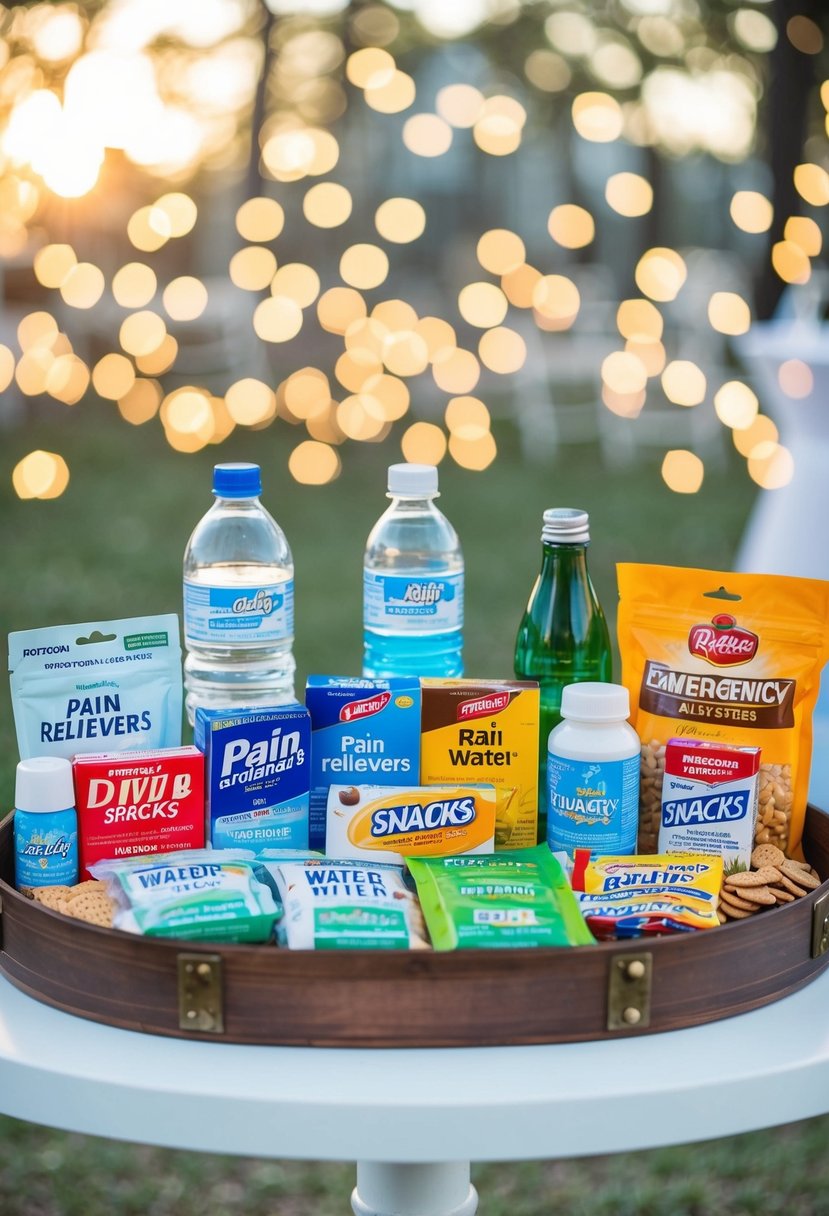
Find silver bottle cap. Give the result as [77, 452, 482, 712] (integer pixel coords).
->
[542, 508, 590, 545]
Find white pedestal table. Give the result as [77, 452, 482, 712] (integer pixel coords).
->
[2, 969, 829, 1215]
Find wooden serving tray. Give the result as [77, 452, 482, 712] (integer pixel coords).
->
[1, 808, 828, 1047]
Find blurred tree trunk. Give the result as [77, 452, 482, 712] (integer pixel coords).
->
[246, 1, 275, 201]
[755, 0, 822, 320]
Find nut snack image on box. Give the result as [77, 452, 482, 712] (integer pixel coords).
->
[419, 679, 540, 849]
[659, 738, 760, 871]
[195, 705, 310, 853]
[305, 676, 421, 852]
[326, 783, 497, 865]
[72, 746, 205, 879]
[9, 615, 182, 761]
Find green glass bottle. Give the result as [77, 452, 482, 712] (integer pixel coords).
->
[514, 508, 612, 842]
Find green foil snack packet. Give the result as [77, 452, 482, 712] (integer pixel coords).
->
[406, 845, 595, 950]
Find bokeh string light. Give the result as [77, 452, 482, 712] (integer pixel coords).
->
[2, 1, 821, 496]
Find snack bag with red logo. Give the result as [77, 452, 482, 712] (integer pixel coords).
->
[617, 564, 829, 859]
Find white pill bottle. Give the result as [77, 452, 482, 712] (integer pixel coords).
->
[546, 682, 640, 859]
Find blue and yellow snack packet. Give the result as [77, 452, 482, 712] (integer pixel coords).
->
[406, 845, 595, 950]
[572, 850, 723, 939]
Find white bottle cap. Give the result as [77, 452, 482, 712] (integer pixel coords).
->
[560, 682, 630, 724]
[542, 508, 589, 544]
[387, 463, 439, 497]
[15, 757, 75, 814]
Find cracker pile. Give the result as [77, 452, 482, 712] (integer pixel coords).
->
[25, 880, 116, 929]
[718, 844, 820, 923]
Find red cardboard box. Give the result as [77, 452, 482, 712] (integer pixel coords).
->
[72, 746, 205, 878]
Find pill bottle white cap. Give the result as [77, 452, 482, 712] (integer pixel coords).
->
[560, 682, 630, 724]
[388, 463, 439, 497]
[15, 756, 75, 814]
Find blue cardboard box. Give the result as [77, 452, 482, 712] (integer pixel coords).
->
[305, 677, 421, 851]
[194, 704, 310, 853]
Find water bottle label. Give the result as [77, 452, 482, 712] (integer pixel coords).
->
[184, 579, 294, 644]
[546, 753, 639, 857]
[363, 571, 463, 634]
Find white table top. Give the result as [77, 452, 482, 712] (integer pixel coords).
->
[1, 967, 829, 1163]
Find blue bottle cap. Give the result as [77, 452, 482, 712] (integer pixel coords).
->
[212, 463, 262, 498]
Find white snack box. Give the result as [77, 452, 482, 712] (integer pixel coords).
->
[659, 738, 761, 871]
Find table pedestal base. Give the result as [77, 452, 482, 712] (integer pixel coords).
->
[352, 1162, 478, 1216]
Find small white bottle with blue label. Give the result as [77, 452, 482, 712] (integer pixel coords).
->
[546, 682, 640, 859]
[14, 756, 79, 890]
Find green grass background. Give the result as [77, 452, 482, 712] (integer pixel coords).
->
[2, 403, 827, 1213]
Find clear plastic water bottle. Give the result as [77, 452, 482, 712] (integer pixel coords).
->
[363, 463, 464, 678]
[183, 462, 295, 723]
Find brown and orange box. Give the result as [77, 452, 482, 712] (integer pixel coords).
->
[419, 678, 540, 849]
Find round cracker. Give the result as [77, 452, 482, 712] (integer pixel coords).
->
[778, 860, 820, 890]
[751, 844, 785, 869]
[772, 887, 795, 903]
[735, 884, 776, 906]
[719, 889, 757, 912]
[777, 872, 809, 898]
[720, 902, 755, 920]
[726, 867, 781, 888]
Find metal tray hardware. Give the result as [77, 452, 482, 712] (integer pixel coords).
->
[811, 891, 829, 959]
[607, 953, 652, 1031]
[177, 953, 224, 1033]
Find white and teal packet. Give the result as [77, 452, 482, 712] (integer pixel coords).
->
[91, 849, 279, 942]
[264, 855, 428, 950]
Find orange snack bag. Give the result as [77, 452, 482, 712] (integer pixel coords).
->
[617, 564, 829, 859]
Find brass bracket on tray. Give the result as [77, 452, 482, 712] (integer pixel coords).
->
[177, 953, 224, 1034]
[607, 953, 652, 1031]
[811, 891, 829, 959]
